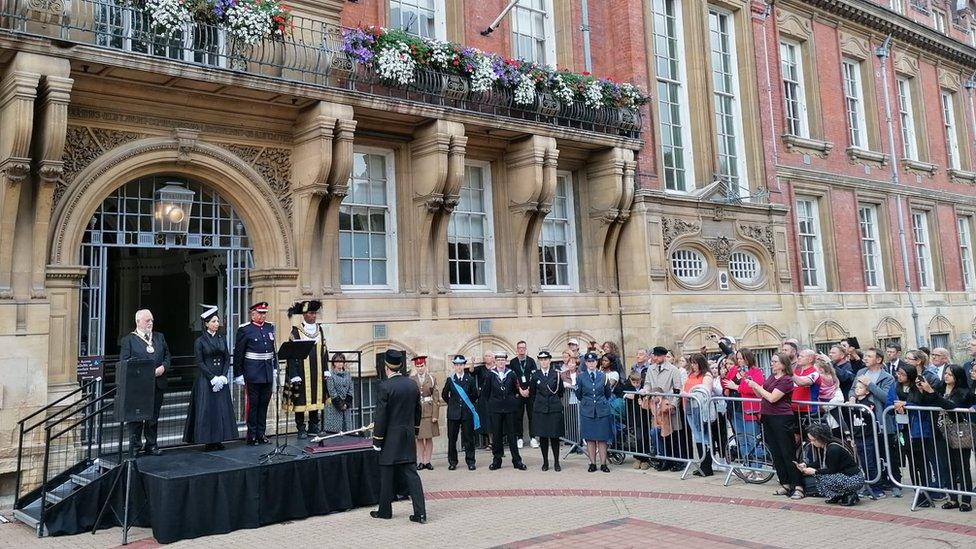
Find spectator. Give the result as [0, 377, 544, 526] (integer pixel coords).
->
[963, 337, 976, 379]
[644, 346, 684, 472]
[814, 356, 842, 404]
[622, 372, 652, 469]
[599, 354, 621, 392]
[930, 364, 974, 511]
[631, 348, 650, 382]
[852, 347, 896, 499]
[567, 339, 583, 361]
[683, 353, 715, 477]
[782, 341, 799, 367]
[796, 423, 865, 506]
[602, 341, 627, 379]
[905, 349, 941, 389]
[717, 336, 737, 358]
[929, 348, 953, 386]
[884, 343, 904, 378]
[745, 352, 804, 499]
[792, 349, 820, 415]
[829, 345, 855, 400]
[509, 341, 538, 450]
[722, 350, 765, 476]
[559, 352, 579, 406]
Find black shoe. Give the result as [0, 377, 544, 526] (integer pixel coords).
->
[425, 463, 434, 470]
[917, 499, 933, 508]
[145, 446, 162, 456]
[960, 503, 972, 512]
[370, 511, 392, 520]
[825, 495, 843, 504]
[203, 443, 218, 451]
[514, 462, 527, 470]
[448, 464, 457, 471]
[468, 464, 476, 471]
[840, 494, 859, 507]
[246, 439, 257, 446]
[409, 514, 427, 524]
[417, 463, 425, 471]
[942, 501, 960, 510]
[308, 423, 320, 436]
[258, 437, 270, 445]
[588, 464, 597, 473]
[489, 462, 501, 470]
[297, 425, 308, 440]
[128, 446, 141, 459]
[553, 463, 561, 472]
[542, 463, 549, 471]
[600, 464, 611, 473]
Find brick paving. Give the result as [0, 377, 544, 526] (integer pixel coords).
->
[1, 448, 973, 548]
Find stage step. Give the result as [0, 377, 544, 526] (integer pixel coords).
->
[70, 463, 104, 487]
[13, 499, 45, 536]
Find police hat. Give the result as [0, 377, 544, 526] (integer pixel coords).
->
[452, 355, 467, 365]
[537, 350, 552, 360]
[249, 302, 269, 313]
[494, 351, 508, 360]
[583, 351, 599, 362]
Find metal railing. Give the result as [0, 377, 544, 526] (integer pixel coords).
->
[882, 404, 976, 510]
[0, 0, 642, 138]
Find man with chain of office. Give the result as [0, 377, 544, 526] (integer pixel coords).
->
[284, 300, 330, 439]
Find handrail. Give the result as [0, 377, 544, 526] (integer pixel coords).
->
[0, 0, 641, 138]
[48, 389, 118, 441]
[17, 379, 97, 427]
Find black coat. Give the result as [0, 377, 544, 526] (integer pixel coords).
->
[183, 332, 237, 444]
[509, 356, 537, 391]
[528, 368, 564, 438]
[482, 369, 520, 414]
[441, 372, 479, 422]
[373, 373, 421, 466]
[119, 331, 171, 390]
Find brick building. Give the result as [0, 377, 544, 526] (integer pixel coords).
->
[0, 0, 975, 500]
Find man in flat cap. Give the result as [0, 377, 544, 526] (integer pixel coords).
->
[234, 302, 277, 445]
[372, 349, 427, 523]
[285, 300, 329, 439]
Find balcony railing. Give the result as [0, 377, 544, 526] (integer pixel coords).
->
[0, 0, 642, 138]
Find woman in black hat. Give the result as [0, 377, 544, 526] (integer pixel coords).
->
[183, 306, 238, 450]
[529, 351, 565, 471]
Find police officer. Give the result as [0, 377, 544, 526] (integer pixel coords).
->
[234, 302, 277, 445]
[483, 352, 527, 471]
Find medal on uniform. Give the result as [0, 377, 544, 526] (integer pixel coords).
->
[147, 344, 155, 353]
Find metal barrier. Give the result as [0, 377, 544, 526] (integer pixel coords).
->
[881, 404, 976, 510]
[707, 396, 775, 486]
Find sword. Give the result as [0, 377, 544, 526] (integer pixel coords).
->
[309, 422, 374, 443]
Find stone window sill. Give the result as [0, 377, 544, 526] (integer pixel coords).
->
[948, 168, 976, 184]
[782, 134, 833, 157]
[901, 158, 937, 176]
[846, 147, 889, 168]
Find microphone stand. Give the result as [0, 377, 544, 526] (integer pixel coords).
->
[259, 363, 296, 463]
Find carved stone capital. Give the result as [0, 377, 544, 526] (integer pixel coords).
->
[0, 158, 32, 181]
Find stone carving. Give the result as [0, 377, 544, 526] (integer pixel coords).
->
[56, 126, 130, 212]
[67, 106, 291, 143]
[89, 127, 142, 152]
[252, 147, 293, 215]
[738, 223, 776, 256]
[661, 217, 700, 249]
[707, 236, 733, 263]
[223, 144, 261, 164]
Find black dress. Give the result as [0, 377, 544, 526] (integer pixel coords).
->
[529, 368, 564, 438]
[183, 331, 238, 444]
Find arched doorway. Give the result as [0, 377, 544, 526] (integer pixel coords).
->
[79, 175, 253, 359]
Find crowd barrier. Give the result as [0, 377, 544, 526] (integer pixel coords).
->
[881, 404, 976, 510]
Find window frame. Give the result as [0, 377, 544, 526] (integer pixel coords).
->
[653, 0, 696, 193]
[933, 8, 948, 35]
[447, 160, 497, 292]
[911, 210, 935, 291]
[780, 38, 809, 138]
[670, 248, 709, 285]
[339, 147, 399, 292]
[510, 0, 556, 67]
[842, 58, 869, 149]
[709, 6, 749, 198]
[896, 77, 919, 161]
[388, 0, 447, 41]
[858, 204, 886, 291]
[795, 196, 827, 291]
[538, 171, 579, 291]
[941, 90, 961, 170]
[958, 216, 975, 291]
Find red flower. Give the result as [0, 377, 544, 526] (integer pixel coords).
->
[582, 71, 591, 76]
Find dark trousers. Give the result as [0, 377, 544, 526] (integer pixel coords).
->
[761, 414, 802, 489]
[490, 411, 522, 465]
[295, 410, 320, 428]
[447, 417, 476, 466]
[246, 382, 273, 439]
[948, 448, 973, 505]
[882, 431, 902, 486]
[377, 463, 426, 518]
[128, 386, 165, 451]
[515, 396, 534, 439]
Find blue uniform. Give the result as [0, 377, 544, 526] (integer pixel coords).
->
[234, 321, 277, 384]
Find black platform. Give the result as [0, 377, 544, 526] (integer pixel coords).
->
[46, 439, 381, 544]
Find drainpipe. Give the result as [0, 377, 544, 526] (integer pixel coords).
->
[580, 0, 593, 73]
[876, 36, 923, 348]
[759, 2, 780, 192]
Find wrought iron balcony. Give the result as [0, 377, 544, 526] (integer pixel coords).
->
[1, 0, 642, 138]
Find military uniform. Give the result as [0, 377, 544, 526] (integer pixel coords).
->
[284, 300, 329, 439]
[233, 302, 277, 444]
[481, 353, 526, 470]
[372, 350, 427, 523]
[440, 355, 480, 470]
[528, 351, 564, 470]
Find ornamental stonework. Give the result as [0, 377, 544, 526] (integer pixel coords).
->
[738, 223, 776, 256]
[661, 217, 700, 250]
[56, 126, 146, 214]
[252, 147, 293, 215]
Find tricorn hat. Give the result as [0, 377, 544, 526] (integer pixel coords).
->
[287, 300, 322, 317]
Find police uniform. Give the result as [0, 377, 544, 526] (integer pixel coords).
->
[371, 350, 427, 523]
[482, 352, 526, 470]
[528, 351, 564, 470]
[285, 300, 329, 439]
[233, 302, 277, 444]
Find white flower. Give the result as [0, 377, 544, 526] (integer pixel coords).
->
[376, 42, 417, 85]
[513, 73, 536, 105]
[145, 0, 193, 37]
[552, 74, 574, 105]
[583, 81, 604, 109]
[226, 2, 270, 46]
[469, 54, 497, 93]
[427, 40, 454, 69]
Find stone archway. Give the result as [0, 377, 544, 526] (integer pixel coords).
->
[45, 136, 297, 386]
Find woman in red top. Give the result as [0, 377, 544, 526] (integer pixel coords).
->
[722, 350, 766, 472]
[745, 352, 804, 499]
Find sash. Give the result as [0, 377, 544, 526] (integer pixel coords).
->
[450, 377, 481, 431]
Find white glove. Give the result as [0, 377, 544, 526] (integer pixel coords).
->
[422, 396, 433, 404]
[290, 376, 302, 383]
[210, 377, 220, 387]
[324, 370, 332, 377]
[218, 376, 228, 385]
[234, 375, 245, 386]
[212, 383, 222, 393]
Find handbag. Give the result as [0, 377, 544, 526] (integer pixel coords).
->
[939, 412, 974, 449]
